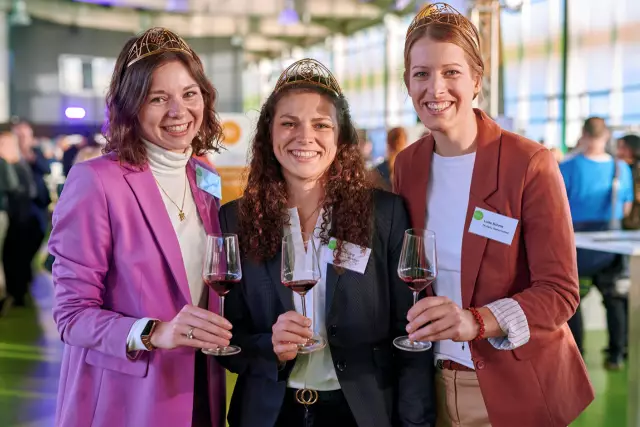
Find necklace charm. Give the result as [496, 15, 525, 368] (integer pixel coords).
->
[178, 211, 186, 221]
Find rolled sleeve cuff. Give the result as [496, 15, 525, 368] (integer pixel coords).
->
[485, 298, 530, 350]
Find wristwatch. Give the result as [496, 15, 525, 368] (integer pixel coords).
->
[140, 320, 159, 351]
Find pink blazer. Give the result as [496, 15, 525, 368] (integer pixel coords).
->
[49, 153, 225, 427]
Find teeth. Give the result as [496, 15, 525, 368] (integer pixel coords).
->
[426, 102, 452, 111]
[291, 150, 318, 159]
[165, 124, 188, 133]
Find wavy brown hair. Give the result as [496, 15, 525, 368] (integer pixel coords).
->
[239, 83, 373, 262]
[103, 36, 223, 166]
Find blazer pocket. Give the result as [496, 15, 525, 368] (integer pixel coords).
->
[85, 348, 150, 377]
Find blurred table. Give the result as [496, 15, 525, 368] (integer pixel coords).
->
[575, 230, 640, 427]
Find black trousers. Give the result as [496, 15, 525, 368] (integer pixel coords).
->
[276, 388, 358, 427]
[3, 214, 45, 305]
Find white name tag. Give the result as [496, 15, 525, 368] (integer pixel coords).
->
[468, 207, 519, 245]
[324, 238, 371, 274]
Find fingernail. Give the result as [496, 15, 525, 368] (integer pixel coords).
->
[406, 325, 413, 333]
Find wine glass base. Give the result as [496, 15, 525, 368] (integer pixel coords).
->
[297, 336, 327, 354]
[202, 345, 241, 356]
[393, 336, 432, 352]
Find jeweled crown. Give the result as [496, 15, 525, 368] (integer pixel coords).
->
[126, 27, 193, 68]
[406, 2, 480, 48]
[274, 58, 343, 97]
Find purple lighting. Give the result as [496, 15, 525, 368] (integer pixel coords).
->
[65, 107, 86, 119]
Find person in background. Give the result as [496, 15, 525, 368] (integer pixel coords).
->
[374, 127, 408, 189]
[2, 124, 42, 307]
[394, 3, 593, 426]
[218, 58, 434, 427]
[0, 132, 20, 316]
[617, 134, 640, 230]
[561, 118, 633, 370]
[48, 27, 230, 427]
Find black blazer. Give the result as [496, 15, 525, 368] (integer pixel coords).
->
[217, 189, 435, 427]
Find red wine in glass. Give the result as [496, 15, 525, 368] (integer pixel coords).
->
[283, 279, 318, 296]
[394, 229, 437, 352]
[204, 274, 241, 297]
[399, 268, 436, 293]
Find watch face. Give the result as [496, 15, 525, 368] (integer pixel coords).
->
[141, 320, 154, 336]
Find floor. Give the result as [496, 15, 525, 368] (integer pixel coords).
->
[0, 273, 628, 427]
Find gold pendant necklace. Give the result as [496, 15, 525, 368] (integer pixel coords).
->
[155, 174, 188, 222]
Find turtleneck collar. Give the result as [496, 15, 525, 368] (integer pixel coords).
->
[143, 139, 192, 176]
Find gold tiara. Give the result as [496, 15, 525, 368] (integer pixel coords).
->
[274, 58, 343, 97]
[406, 2, 479, 48]
[126, 27, 193, 68]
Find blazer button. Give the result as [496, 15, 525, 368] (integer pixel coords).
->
[476, 360, 486, 370]
[336, 360, 347, 372]
[328, 325, 338, 337]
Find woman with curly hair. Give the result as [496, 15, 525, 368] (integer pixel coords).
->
[48, 28, 231, 427]
[217, 58, 434, 427]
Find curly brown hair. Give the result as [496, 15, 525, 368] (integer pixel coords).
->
[239, 83, 374, 262]
[103, 35, 223, 166]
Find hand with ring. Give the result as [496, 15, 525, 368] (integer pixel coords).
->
[149, 305, 233, 350]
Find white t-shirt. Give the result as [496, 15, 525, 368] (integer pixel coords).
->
[427, 152, 476, 369]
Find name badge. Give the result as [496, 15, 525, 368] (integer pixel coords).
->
[468, 207, 518, 245]
[324, 238, 371, 274]
[196, 165, 222, 199]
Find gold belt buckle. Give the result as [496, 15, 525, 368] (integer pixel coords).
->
[295, 388, 319, 406]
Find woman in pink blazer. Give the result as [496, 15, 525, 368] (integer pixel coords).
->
[48, 28, 231, 427]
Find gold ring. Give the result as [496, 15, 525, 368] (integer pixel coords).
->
[187, 327, 195, 340]
[295, 388, 318, 405]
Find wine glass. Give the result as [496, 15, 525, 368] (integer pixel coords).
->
[394, 229, 437, 352]
[281, 232, 326, 354]
[201, 233, 242, 356]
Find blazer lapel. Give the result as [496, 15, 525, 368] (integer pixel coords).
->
[186, 160, 222, 236]
[124, 166, 192, 304]
[461, 110, 502, 308]
[408, 136, 434, 230]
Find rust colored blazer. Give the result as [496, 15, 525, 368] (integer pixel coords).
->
[393, 109, 594, 427]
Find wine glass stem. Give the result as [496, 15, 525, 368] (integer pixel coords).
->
[301, 294, 307, 318]
[219, 296, 227, 352]
[411, 291, 419, 347]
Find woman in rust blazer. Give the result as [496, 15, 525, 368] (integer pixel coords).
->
[393, 3, 594, 427]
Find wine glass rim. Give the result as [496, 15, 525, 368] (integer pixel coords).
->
[282, 231, 315, 241]
[405, 228, 435, 237]
[207, 233, 238, 238]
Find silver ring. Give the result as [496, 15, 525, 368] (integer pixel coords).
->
[187, 327, 195, 340]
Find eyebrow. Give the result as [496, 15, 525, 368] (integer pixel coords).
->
[278, 114, 333, 121]
[411, 62, 464, 70]
[148, 84, 199, 95]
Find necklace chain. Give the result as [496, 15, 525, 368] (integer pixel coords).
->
[155, 174, 188, 221]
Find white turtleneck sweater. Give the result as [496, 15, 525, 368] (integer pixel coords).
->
[126, 140, 207, 352]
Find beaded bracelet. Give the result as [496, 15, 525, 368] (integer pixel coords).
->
[467, 307, 486, 341]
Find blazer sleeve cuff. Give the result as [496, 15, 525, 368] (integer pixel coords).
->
[485, 298, 531, 350]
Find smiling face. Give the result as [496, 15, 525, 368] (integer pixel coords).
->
[271, 90, 339, 185]
[137, 60, 204, 152]
[406, 37, 481, 135]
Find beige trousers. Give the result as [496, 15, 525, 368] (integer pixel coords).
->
[436, 368, 491, 427]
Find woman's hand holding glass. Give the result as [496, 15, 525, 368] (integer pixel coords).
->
[150, 305, 232, 350]
[406, 297, 480, 343]
[271, 311, 313, 363]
